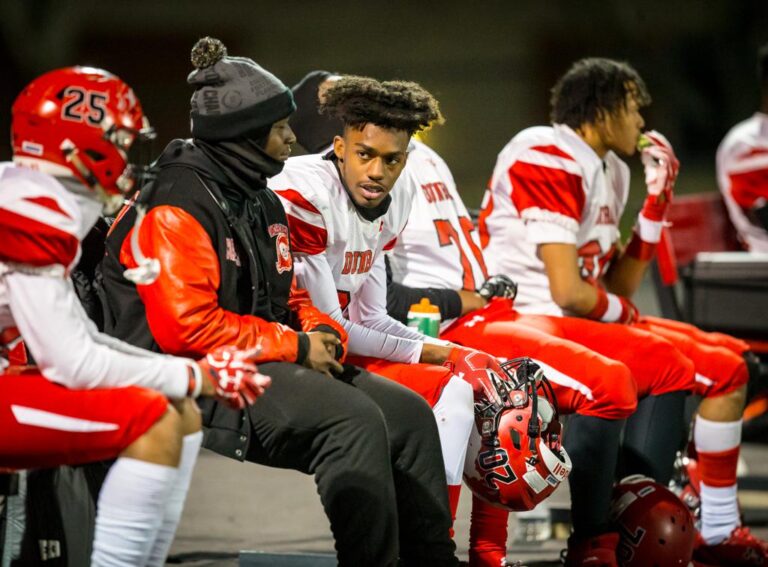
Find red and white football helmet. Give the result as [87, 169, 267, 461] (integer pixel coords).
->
[612, 475, 695, 567]
[463, 357, 572, 511]
[11, 66, 155, 213]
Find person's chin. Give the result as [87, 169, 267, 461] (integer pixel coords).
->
[353, 194, 383, 209]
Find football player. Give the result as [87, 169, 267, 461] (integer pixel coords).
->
[0, 66, 269, 567]
[717, 42, 768, 252]
[287, 70, 683, 567]
[480, 57, 767, 566]
[270, 76, 510, 532]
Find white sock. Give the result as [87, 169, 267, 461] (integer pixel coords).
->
[433, 375, 475, 484]
[91, 457, 177, 567]
[146, 431, 203, 566]
[699, 483, 740, 545]
[694, 416, 742, 545]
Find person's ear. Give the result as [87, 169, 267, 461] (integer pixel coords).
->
[333, 135, 345, 162]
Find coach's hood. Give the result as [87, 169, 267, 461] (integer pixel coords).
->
[154, 138, 284, 198]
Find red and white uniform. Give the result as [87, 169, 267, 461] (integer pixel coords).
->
[717, 112, 768, 252]
[479, 125, 748, 399]
[0, 163, 191, 469]
[388, 141, 637, 418]
[480, 124, 629, 315]
[270, 153, 437, 365]
[270, 152, 474, 490]
[388, 141, 489, 329]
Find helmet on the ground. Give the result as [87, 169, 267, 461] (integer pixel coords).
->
[612, 475, 695, 567]
[463, 357, 572, 511]
[11, 66, 155, 212]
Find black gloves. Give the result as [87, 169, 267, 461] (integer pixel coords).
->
[478, 274, 518, 300]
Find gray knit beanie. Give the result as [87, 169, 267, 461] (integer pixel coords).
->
[187, 37, 295, 141]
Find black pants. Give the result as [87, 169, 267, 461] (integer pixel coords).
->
[207, 362, 457, 567]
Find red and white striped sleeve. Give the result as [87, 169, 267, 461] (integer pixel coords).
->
[275, 187, 328, 256]
[508, 144, 585, 244]
[0, 178, 80, 272]
[722, 147, 768, 210]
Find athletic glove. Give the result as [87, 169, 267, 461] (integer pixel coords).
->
[478, 274, 518, 301]
[586, 288, 639, 325]
[444, 347, 504, 404]
[191, 346, 271, 409]
[639, 130, 680, 222]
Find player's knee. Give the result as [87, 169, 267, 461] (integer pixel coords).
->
[653, 342, 695, 394]
[127, 406, 184, 466]
[175, 396, 202, 435]
[601, 364, 638, 419]
[711, 383, 748, 408]
[435, 375, 475, 434]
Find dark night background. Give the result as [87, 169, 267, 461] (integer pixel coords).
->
[1, 0, 767, 221]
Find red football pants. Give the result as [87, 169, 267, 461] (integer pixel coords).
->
[513, 311, 746, 398]
[0, 371, 168, 470]
[345, 357, 454, 408]
[442, 299, 637, 420]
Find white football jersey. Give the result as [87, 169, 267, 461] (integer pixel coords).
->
[270, 153, 434, 363]
[387, 141, 489, 324]
[479, 124, 630, 316]
[272, 153, 411, 301]
[0, 163, 190, 396]
[716, 112, 768, 252]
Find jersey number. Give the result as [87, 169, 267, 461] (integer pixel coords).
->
[61, 87, 108, 126]
[433, 217, 489, 290]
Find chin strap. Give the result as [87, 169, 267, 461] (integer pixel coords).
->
[60, 139, 125, 214]
[122, 204, 161, 285]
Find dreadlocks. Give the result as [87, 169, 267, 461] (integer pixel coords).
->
[550, 58, 651, 129]
[320, 75, 443, 136]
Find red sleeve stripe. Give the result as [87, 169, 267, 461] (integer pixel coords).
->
[0, 207, 79, 268]
[508, 159, 585, 222]
[518, 146, 581, 175]
[477, 190, 494, 249]
[728, 168, 768, 209]
[286, 213, 328, 256]
[725, 153, 768, 175]
[22, 196, 73, 218]
[736, 147, 768, 160]
[0, 195, 78, 238]
[530, 144, 577, 161]
[275, 188, 321, 215]
[276, 191, 325, 229]
[383, 237, 398, 251]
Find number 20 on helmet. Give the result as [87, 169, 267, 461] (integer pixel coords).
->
[463, 358, 572, 511]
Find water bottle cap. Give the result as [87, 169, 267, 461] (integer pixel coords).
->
[409, 297, 440, 313]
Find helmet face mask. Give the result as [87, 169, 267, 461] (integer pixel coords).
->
[463, 358, 572, 511]
[11, 66, 155, 212]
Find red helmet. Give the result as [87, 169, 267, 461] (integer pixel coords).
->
[463, 358, 572, 511]
[11, 66, 155, 212]
[612, 475, 695, 567]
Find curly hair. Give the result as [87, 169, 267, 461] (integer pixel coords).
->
[550, 58, 651, 128]
[320, 75, 443, 135]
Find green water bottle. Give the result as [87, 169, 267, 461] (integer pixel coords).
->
[406, 298, 441, 338]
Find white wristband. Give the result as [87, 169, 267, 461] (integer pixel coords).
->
[636, 214, 664, 244]
[601, 293, 624, 322]
[188, 363, 204, 398]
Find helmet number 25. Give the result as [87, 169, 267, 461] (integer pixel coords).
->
[61, 87, 108, 127]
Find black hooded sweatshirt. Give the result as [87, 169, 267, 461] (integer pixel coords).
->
[102, 138, 310, 362]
